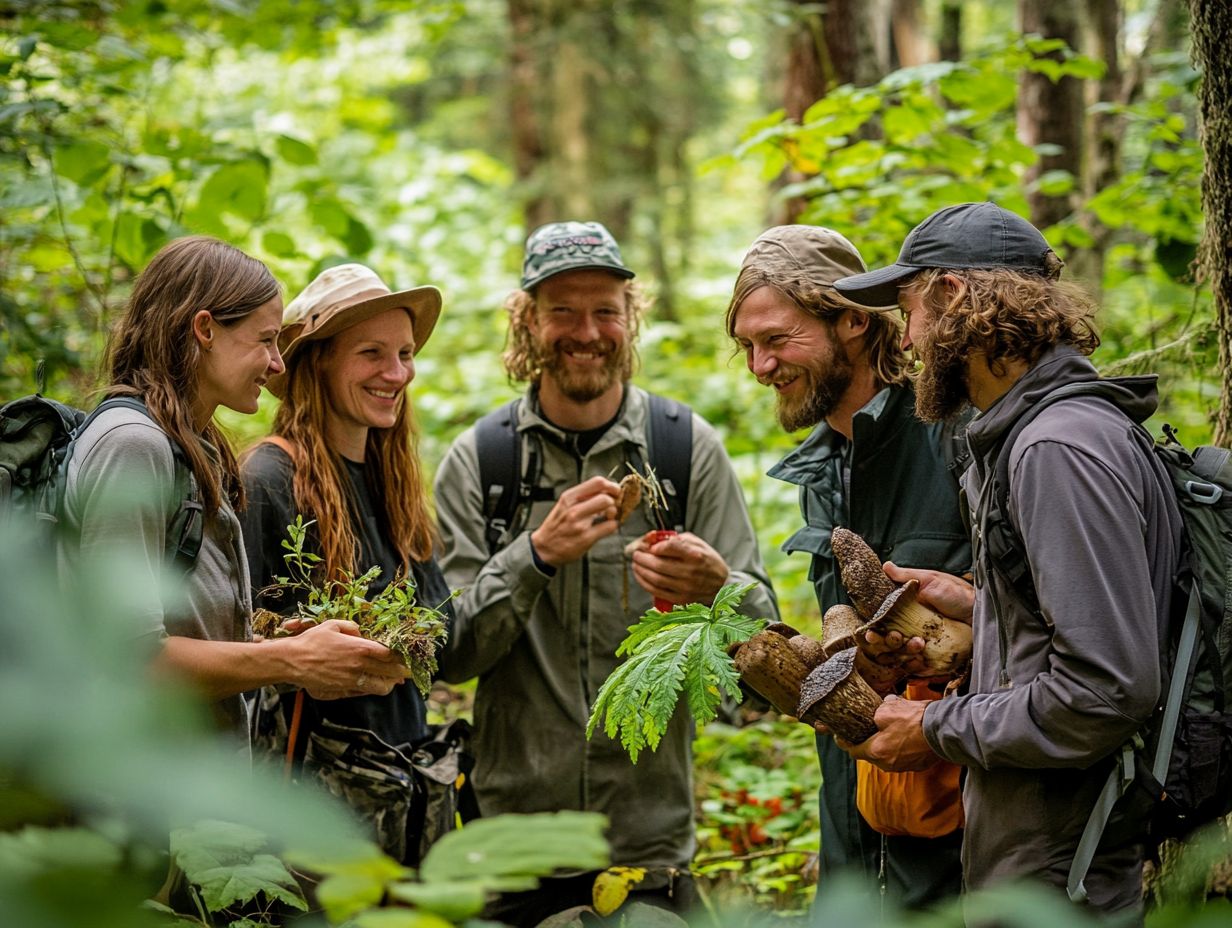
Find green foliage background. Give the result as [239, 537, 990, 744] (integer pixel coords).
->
[0, 1, 1223, 916]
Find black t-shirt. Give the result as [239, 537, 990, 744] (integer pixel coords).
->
[240, 442, 453, 749]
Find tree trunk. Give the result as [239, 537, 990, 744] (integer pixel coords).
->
[508, 0, 549, 231]
[1017, 0, 1085, 229]
[780, 0, 881, 223]
[890, 0, 929, 68]
[939, 1, 963, 62]
[1188, 0, 1232, 447]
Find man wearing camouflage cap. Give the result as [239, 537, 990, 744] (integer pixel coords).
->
[726, 225, 970, 907]
[435, 220, 778, 925]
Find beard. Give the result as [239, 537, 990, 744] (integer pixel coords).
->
[768, 343, 855, 433]
[913, 332, 970, 423]
[536, 336, 628, 403]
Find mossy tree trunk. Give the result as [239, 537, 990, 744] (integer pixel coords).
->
[1189, 0, 1232, 447]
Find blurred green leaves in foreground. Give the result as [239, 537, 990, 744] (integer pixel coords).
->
[2, 499, 1230, 926]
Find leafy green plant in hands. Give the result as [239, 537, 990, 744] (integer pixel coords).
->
[252, 516, 451, 696]
[586, 582, 769, 762]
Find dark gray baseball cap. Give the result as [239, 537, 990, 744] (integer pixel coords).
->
[834, 202, 1056, 308]
[521, 220, 635, 290]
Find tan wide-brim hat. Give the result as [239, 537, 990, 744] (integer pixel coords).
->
[267, 263, 442, 398]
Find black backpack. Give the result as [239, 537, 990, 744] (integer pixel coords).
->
[0, 393, 204, 571]
[976, 379, 1232, 903]
[473, 393, 693, 555]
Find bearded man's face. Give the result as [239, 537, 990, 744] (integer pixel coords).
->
[901, 285, 969, 423]
[732, 286, 856, 433]
[530, 270, 632, 403]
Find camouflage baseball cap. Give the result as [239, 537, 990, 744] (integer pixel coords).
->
[521, 220, 635, 290]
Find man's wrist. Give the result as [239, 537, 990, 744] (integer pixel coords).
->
[528, 534, 557, 576]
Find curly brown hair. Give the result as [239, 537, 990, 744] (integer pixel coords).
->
[500, 282, 649, 383]
[903, 264, 1100, 370]
[725, 266, 910, 388]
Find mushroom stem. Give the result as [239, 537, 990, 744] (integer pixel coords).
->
[732, 630, 813, 719]
[858, 580, 973, 678]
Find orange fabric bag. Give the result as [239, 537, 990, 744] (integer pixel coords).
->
[855, 683, 964, 838]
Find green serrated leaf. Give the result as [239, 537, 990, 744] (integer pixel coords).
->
[587, 583, 766, 760]
[170, 820, 306, 914]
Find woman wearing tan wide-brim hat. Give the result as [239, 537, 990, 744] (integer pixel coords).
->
[238, 263, 456, 864]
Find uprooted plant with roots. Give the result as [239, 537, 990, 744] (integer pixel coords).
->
[252, 515, 452, 696]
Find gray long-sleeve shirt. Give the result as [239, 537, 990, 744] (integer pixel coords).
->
[434, 384, 778, 872]
[922, 346, 1182, 912]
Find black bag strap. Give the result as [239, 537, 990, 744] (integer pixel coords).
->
[475, 398, 547, 555]
[646, 393, 692, 532]
[475, 394, 695, 551]
[83, 396, 204, 572]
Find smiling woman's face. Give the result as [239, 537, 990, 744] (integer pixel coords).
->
[195, 295, 285, 420]
[319, 308, 416, 448]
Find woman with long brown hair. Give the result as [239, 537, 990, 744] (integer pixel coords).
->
[60, 236, 407, 736]
[239, 263, 453, 863]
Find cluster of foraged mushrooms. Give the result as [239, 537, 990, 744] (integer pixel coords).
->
[733, 528, 972, 743]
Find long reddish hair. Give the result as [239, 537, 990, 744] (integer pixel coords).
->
[269, 338, 435, 582]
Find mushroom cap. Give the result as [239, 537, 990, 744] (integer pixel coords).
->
[766, 622, 801, 639]
[821, 603, 861, 655]
[858, 578, 920, 634]
[798, 647, 858, 715]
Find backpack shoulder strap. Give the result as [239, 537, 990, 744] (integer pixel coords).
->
[646, 393, 693, 532]
[89, 396, 204, 572]
[475, 399, 525, 555]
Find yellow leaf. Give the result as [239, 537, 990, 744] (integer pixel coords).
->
[591, 866, 646, 916]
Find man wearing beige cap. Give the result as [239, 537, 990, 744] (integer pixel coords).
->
[726, 225, 969, 908]
[435, 220, 778, 925]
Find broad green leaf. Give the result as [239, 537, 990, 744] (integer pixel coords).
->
[353, 909, 456, 928]
[419, 812, 609, 885]
[0, 826, 120, 878]
[197, 159, 269, 223]
[276, 134, 318, 165]
[263, 230, 296, 257]
[318, 870, 389, 923]
[54, 140, 112, 186]
[389, 879, 490, 920]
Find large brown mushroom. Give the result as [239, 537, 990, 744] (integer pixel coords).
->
[797, 647, 883, 743]
[830, 528, 895, 619]
[732, 630, 814, 719]
[857, 579, 973, 678]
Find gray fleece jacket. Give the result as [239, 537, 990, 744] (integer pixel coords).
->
[922, 345, 1182, 913]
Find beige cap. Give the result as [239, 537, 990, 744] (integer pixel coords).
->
[268, 263, 442, 398]
[738, 225, 892, 312]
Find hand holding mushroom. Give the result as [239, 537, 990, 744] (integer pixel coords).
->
[830, 528, 973, 685]
[837, 693, 941, 772]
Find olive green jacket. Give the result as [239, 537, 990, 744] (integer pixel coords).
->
[435, 384, 778, 871]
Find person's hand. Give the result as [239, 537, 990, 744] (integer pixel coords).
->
[630, 531, 729, 607]
[883, 563, 974, 621]
[284, 620, 410, 700]
[830, 694, 940, 772]
[530, 476, 621, 567]
[860, 565, 975, 676]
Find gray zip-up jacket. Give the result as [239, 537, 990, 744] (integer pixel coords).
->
[923, 346, 1182, 912]
[434, 384, 778, 872]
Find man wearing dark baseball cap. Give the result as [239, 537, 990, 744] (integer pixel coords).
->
[832, 203, 1182, 918]
[727, 225, 969, 909]
[434, 220, 778, 925]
